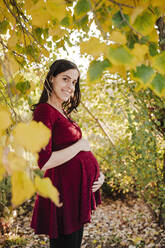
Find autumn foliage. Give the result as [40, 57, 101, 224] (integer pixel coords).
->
[0, 0, 165, 228]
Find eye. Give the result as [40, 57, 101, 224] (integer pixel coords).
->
[63, 77, 68, 82]
[72, 81, 77, 86]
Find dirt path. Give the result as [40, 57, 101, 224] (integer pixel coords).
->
[1, 197, 165, 247]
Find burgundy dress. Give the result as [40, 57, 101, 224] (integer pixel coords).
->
[31, 103, 101, 238]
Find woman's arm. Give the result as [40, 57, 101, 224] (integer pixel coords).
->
[41, 138, 90, 171]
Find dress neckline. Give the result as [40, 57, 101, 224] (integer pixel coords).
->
[45, 102, 71, 121]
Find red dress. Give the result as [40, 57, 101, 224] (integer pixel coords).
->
[30, 103, 101, 238]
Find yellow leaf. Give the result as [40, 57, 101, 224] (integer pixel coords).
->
[108, 65, 127, 79]
[131, 236, 143, 244]
[12, 121, 51, 153]
[28, 0, 51, 26]
[46, 0, 66, 21]
[0, 165, 5, 181]
[11, 171, 35, 206]
[131, 44, 148, 65]
[80, 37, 107, 59]
[49, 26, 67, 38]
[41, 48, 50, 58]
[31, 9, 51, 26]
[7, 152, 26, 172]
[92, 239, 97, 243]
[110, 31, 127, 45]
[100, 18, 112, 33]
[3, 54, 20, 76]
[24, 0, 34, 11]
[8, 32, 18, 50]
[1, 2, 16, 27]
[151, 0, 165, 10]
[130, 5, 148, 25]
[0, 105, 12, 134]
[0, 147, 5, 181]
[35, 176, 62, 207]
[0, 64, 3, 77]
[148, 28, 159, 43]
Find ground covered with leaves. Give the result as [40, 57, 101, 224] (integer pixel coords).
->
[1, 196, 165, 248]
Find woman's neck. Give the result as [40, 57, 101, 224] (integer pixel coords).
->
[47, 98, 63, 112]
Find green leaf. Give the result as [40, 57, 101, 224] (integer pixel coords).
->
[112, 11, 129, 29]
[152, 51, 165, 74]
[139, 35, 149, 44]
[33, 27, 43, 43]
[60, 16, 71, 27]
[108, 46, 133, 66]
[0, 20, 9, 34]
[75, 0, 90, 16]
[126, 32, 139, 49]
[150, 73, 165, 94]
[88, 59, 111, 81]
[75, 15, 89, 29]
[133, 65, 155, 85]
[149, 42, 158, 57]
[16, 81, 31, 94]
[133, 10, 155, 35]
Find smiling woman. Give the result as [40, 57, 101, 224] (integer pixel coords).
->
[30, 59, 105, 248]
[48, 69, 79, 114]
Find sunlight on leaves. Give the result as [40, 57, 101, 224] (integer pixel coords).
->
[35, 176, 62, 207]
[131, 44, 149, 65]
[7, 152, 26, 172]
[46, 0, 67, 21]
[12, 121, 51, 153]
[0, 147, 5, 181]
[80, 37, 107, 59]
[110, 31, 127, 45]
[28, 0, 51, 26]
[130, 5, 148, 25]
[108, 65, 127, 79]
[0, 105, 12, 134]
[11, 171, 35, 206]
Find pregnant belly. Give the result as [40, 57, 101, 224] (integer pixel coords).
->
[45, 151, 100, 188]
[75, 151, 100, 182]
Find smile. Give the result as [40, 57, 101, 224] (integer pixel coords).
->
[63, 90, 72, 95]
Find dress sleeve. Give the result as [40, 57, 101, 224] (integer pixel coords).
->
[33, 104, 54, 169]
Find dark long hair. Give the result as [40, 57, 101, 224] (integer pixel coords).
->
[31, 59, 81, 115]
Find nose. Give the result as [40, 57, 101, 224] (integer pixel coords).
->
[67, 81, 74, 91]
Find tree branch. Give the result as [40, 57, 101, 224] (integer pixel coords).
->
[3, 0, 47, 52]
[80, 101, 115, 147]
[109, 0, 135, 9]
[119, 6, 143, 37]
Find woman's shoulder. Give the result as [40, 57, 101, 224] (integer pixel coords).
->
[33, 102, 59, 122]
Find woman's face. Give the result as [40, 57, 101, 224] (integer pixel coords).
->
[51, 69, 79, 104]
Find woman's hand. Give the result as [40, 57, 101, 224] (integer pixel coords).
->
[92, 172, 105, 192]
[77, 138, 90, 152]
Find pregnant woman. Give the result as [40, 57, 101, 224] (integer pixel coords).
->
[30, 59, 105, 248]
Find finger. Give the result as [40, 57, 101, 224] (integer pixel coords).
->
[92, 185, 100, 191]
[92, 181, 99, 185]
[92, 187, 98, 192]
[92, 184, 99, 189]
